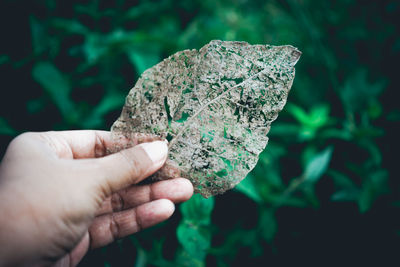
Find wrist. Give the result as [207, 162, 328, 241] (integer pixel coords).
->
[0, 188, 40, 266]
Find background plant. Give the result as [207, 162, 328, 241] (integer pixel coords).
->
[0, 0, 399, 266]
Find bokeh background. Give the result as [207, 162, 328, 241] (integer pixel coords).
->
[1, 0, 399, 266]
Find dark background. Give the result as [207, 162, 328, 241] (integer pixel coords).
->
[1, 0, 399, 266]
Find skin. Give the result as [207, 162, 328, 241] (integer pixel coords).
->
[0, 130, 194, 266]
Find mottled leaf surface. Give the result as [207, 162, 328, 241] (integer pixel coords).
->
[111, 40, 301, 197]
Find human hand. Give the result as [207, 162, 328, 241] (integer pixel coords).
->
[0, 130, 193, 266]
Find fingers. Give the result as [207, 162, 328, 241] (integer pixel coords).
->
[92, 141, 168, 195]
[19, 130, 163, 159]
[89, 199, 175, 249]
[53, 232, 90, 267]
[96, 178, 193, 216]
[44, 130, 116, 159]
[13, 130, 116, 159]
[52, 130, 162, 159]
[69, 232, 90, 267]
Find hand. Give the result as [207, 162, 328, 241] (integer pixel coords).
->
[0, 130, 193, 266]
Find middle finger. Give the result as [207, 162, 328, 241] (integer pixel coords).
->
[95, 178, 193, 216]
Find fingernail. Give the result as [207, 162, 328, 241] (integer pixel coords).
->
[141, 141, 168, 165]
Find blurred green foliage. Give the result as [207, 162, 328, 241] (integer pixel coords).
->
[0, 0, 399, 266]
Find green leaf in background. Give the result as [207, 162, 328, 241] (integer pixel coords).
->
[32, 62, 76, 123]
[307, 105, 330, 128]
[0, 55, 9, 65]
[320, 128, 352, 141]
[0, 117, 17, 136]
[358, 138, 382, 167]
[340, 69, 386, 114]
[127, 48, 161, 75]
[82, 91, 125, 128]
[303, 146, 333, 183]
[272, 194, 309, 208]
[82, 30, 157, 66]
[82, 30, 133, 64]
[358, 169, 389, 213]
[30, 16, 47, 55]
[259, 208, 277, 243]
[286, 103, 309, 125]
[180, 194, 214, 225]
[26, 97, 47, 115]
[329, 166, 389, 212]
[83, 33, 109, 64]
[175, 250, 204, 267]
[177, 223, 211, 262]
[50, 18, 89, 35]
[387, 110, 400, 121]
[235, 173, 263, 203]
[268, 122, 300, 137]
[286, 103, 331, 140]
[331, 188, 360, 202]
[329, 169, 356, 189]
[177, 194, 215, 265]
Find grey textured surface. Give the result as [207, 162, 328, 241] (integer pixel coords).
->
[111, 40, 301, 197]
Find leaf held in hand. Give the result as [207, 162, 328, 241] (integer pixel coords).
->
[111, 40, 301, 197]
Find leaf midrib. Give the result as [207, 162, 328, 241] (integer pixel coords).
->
[168, 68, 269, 149]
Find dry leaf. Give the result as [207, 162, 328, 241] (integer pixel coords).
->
[111, 40, 301, 197]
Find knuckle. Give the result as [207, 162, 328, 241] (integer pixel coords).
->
[6, 132, 44, 157]
[91, 159, 113, 197]
[109, 214, 121, 241]
[10, 131, 72, 158]
[110, 191, 125, 212]
[94, 131, 107, 158]
[148, 183, 156, 201]
[133, 209, 143, 232]
[119, 149, 143, 182]
[9, 132, 35, 148]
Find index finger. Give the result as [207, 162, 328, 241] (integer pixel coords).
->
[40, 130, 161, 159]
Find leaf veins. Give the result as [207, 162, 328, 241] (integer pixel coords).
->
[111, 40, 301, 197]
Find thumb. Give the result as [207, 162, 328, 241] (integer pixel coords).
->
[89, 140, 168, 196]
